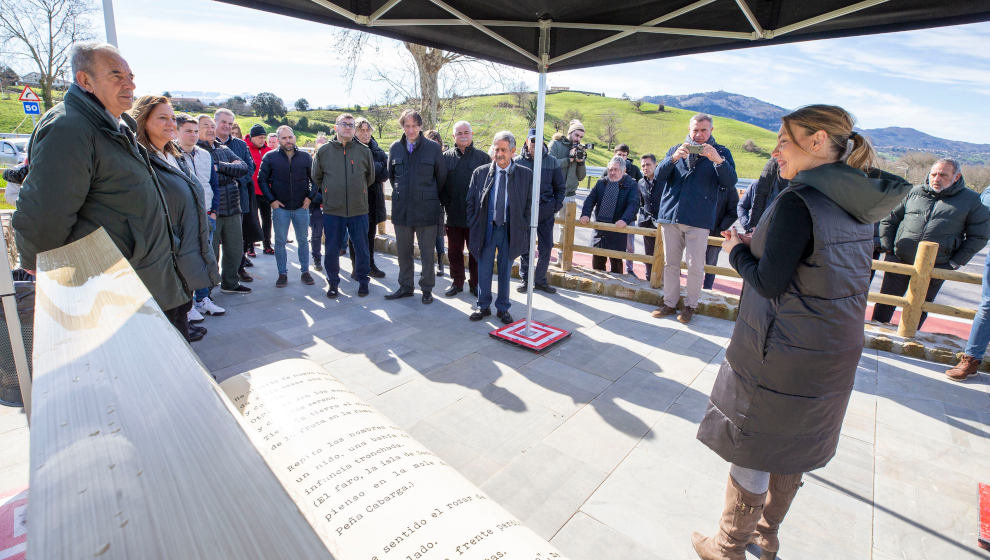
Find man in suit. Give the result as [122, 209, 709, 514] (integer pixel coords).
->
[466, 131, 533, 324]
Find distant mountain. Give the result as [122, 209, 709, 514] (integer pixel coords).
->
[643, 91, 788, 132]
[646, 91, 990, 165]
[858, 127, 990, 162]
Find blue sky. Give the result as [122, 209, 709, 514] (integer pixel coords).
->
[106, 0, 990, 144]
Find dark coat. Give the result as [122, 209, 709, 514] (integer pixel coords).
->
[513, 143, 566, 222]
[466, 162, 533, 260]
[738, 158, 788, 232]
[12, 84, 187, 311]
[442, 143, 491, 228]
[388, 132, 447, 227]
[220, 135, 254, 214]
[655, 138, 738, 231]
[710, 176, 741, 236]
[637, 173, 662, 226]
[197, 139, 249, 217]
[257, 147, 319, 211]
[879, 176, 990, 267]
[582, 175, 640, 251]
[365, 136, 389, 224]
[697, 163, 911, 473]
[150, 152, 220, 292]
[624, 158, 643, 182]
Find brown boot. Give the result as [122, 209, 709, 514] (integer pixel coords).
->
[752, 473, 804, 560]
[946, 354, 981, 381]
[691, 475, 766, 560]
[651, 304, 678, 318]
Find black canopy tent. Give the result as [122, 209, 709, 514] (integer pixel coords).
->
[213, 0, 990, 342]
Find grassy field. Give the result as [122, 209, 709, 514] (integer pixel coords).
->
[0, 91, 778, 178]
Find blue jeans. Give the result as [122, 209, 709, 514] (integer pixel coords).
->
[273, 207, 310, 275]
[324, 214, 370, 287]
[195, 216, 216, 302]
[965, 256, 990, 359]
[477, 223, 511, 313]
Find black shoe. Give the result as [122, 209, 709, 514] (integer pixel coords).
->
[437, 262, 444, 277]
[469, 285, 478, 296]
[263, 247, 275, 255]
[422, 291, 433, 304]
[469, 308, 491, 321]
[445, 285, 463, 297]
[301, 272, 315, 285]
[313, 261, 323, 271]
[220, 284, 252, 294]
[246, 248, 257, 258]
[358, 284, 369, 297]
[385, 288, 414, 300]
[326, 285, 339, 298]
[536, 283, 557, 294]
[370, 265, 386, 279]
[241, 256, 254, 268]
[186, 325, 207, 342]
[516, 283, 528, 293]
[275, 273, 287, 288]
[497, 310, 513, 324]
[238, 269, 253, 282]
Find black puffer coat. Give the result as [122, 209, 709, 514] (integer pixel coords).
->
[879, 176, 990, 267]
[365, 136, 389, 224]
[442, 143, 491, 228]
[697, 163, 911, 473]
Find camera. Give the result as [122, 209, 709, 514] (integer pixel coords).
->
[686, 144, 705, 155]
[570, 141, 594, 161]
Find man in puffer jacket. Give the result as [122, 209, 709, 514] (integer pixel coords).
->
[872, 158, 990, 327]
[514, 128, 564, 293]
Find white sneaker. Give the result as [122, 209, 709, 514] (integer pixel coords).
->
[196, 297, 226, 316]
[187, 306, 205, 324]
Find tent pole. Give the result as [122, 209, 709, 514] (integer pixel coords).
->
[102, 0, 118, 47]
[525, 72, 547, 337]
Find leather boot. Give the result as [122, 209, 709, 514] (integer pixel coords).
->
[752, 473, 803, 560]
[691, 475, 766, 560]
[946, 354, 981, 381]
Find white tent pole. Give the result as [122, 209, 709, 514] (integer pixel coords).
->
[102, 0, 118, 47]
[524, 71, 546, 337]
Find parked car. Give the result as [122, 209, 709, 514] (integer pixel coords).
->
[0, 138, 28, 166]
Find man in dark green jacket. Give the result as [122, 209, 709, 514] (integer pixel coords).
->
[873, 158, 990, 327]
[312, 113, 375, 298]
[12, 42, 188, 326]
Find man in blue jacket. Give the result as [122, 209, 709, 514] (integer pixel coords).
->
[258, 126, 320, 289]
[652, 114, 737, 324]
[514, 129, 565, 294]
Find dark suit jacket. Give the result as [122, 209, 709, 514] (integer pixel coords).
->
[466, 161, 533, 260]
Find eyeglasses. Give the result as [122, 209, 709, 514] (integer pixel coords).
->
[337, 122, 355, 129]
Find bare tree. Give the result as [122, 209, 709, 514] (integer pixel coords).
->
[366, 89, 398, 138]
[963, 164, 990, 192]
[334, 29, 515, 131]
[0, 63, 17, 99]
[598, 111, 621, 151]
[898, 151, 939, 184]
[563, 108, 583, 124]
[509, 81, 530, 107]
[523, 95, 538, 127]
[0, 0, 94, 110]
[630, 98, 643, 112]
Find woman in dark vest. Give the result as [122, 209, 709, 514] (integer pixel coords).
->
[691, 105, 911, 560]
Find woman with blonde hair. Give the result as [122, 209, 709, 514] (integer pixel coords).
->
[130, 95, 220, 342]
[691, 105, 910, 560]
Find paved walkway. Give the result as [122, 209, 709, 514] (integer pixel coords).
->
[2, 243, 988, 558]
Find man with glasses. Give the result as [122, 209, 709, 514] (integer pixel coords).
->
[312, 113, 376, 297]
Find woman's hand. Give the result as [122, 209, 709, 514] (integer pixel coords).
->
[721, 229, 744, 253]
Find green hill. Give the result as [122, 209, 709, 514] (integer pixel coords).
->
[0, 91, 778, 178]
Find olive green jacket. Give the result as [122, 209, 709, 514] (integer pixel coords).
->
[13, 85, 187, 311]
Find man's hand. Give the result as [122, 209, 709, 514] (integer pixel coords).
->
[700, 144, 724, 165]
[672, 143, 690, 162]
[579, 216, 590, 224]
[270, 200, 284, 209]
[615, 220, 627, 228]
[569, 147, 577, 162]
[302, 198, 311, 210]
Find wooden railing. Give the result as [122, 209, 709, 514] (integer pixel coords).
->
[368, 197, 981, 340]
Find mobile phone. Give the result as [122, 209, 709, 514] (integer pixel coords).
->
[686, 144, 705, 154]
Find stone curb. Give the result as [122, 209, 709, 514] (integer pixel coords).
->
[374, 235, 980, 371]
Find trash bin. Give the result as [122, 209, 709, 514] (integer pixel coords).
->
[0, 280, 34, 407]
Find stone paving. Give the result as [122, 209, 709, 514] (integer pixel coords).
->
[2, 242, 989, 559]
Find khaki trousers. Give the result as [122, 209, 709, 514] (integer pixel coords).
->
[660, 223, 709, 309]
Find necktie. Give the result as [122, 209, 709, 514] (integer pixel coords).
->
[495, 170, 507, 226]
[407, 141, 415, 154]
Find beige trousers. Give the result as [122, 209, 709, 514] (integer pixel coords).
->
[660, 223, 709, 308]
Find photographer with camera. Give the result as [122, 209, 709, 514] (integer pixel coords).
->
[550, 120, 588, 212]
[651, 113, 737, 324]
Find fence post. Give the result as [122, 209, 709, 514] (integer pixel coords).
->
[897, 241, 938, 338]
[649, 223, 665, 289]
[377, 222, 386, 235]
[561, 201, 576, 271]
